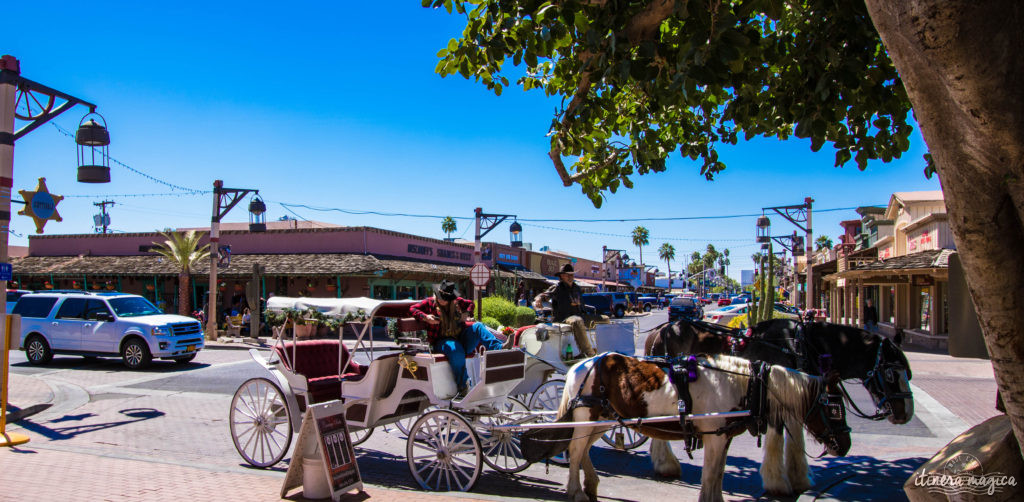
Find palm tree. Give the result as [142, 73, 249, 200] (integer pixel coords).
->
[815, 234, 834, 251]
[441, 216, 457, 241]
[658, 242, 675, 291]
[151, 230, 210, 316]
[631, 226, 649, 266]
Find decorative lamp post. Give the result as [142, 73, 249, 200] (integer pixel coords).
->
[509, 220, 523, 248]
[756, 215, 771, 243]
[75, 113, 111, 183]
[473, 208, 516, 319]
[248, 195, 267, 233]
[206, 180, 259, 340]
[762, 198, 814, 308]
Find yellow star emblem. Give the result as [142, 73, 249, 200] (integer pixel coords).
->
[18, 177, 63, 234]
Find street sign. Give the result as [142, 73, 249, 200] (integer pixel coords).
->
[470, 263, 490, 287]
[0, 263, 10, 282]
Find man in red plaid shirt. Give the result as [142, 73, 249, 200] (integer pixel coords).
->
[409, 279, 503, 393]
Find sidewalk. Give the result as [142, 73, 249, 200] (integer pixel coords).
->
[0, 446, 490, 502]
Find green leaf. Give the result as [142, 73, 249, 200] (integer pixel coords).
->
[447, 38, 458, 52]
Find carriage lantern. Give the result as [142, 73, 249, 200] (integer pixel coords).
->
[509, 220, 523, 247]
[75, 113, 111, 183]
[792, 235, 805, 256]
[248, 195, 267, 232]
[756, 215, 771, 243]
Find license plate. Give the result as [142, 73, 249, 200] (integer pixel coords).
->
[186, 345, 196, 352]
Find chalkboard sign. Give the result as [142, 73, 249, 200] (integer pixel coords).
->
[312, 401, 361, 496]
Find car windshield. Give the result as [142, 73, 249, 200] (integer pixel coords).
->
[671, 298, 695, 307]
[108, 297, 162, 317]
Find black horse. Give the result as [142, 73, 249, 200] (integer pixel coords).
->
[645, 318, 914, 495]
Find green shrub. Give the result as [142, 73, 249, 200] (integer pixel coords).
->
[481, 316, 501, 330]
[482, 296, 516, 326]
[513, 306, 537, 327]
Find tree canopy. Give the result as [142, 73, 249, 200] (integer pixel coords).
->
[428, 0, 914, 206]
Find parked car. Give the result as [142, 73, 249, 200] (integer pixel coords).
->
[668, 297, 703, 322]
[731, 295, 750, 305]
[704, 303, 749, 325]
[717, 298, 732, 307]
[660, 294, 678, 307]
[16, 291, 204, 369]
[581, 292, 630, 318]
[6, 289, 32, 312]
[636, 295, 659, 312]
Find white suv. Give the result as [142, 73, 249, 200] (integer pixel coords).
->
[15, 292, 204, 369]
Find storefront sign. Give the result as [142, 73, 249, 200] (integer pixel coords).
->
[18, 178, 64, 234]
[407, 244, 472, 262]
[913, 275, 934, 287]
[496, 252, 520, 266]
[540, 256, 561, 276]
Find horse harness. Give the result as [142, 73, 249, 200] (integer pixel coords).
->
[841, 339, 913, 420]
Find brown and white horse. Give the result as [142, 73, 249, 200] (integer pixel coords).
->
[524, 352, 851, 502]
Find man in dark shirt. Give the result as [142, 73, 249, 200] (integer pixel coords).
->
[409, 279, 503, 393]
[533, 264, 598, 357]
[864, 298, 879, 333]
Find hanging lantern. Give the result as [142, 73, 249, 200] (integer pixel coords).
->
[75, 112, 111, 183]
[248, 195, 267, 232]
[792, 235, 805, 256]
[509, 220, 523, 248]
[756, 215, 771, 243]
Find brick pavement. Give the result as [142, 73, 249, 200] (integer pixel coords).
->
[0, 446, 490, 502]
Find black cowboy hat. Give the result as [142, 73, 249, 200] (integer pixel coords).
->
[433, 279, 460, 301]
[558, 264, 575, 276]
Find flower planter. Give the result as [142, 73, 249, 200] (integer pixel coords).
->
[293, 323, 316, 340]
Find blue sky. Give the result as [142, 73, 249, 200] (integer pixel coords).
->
[4, 1, 941, 279]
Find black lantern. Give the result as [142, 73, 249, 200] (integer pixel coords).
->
[792, 235, 805, 256]
[509, 220, 522, 247]
[75, 113, 111, 183]
[756, 215, 771, 243]
[248, 195, 267, 232]
[761, 243, 769, 251]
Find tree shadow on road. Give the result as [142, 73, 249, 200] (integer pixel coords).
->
[11, 407, 165, 440]
[13, 357, 211, 373]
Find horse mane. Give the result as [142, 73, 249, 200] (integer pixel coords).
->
[766, 364, 823, 427]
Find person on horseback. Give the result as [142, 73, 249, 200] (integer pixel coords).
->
[409, 279, 504, 395]
[532, 264, 599, 357]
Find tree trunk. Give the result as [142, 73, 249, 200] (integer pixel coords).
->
[179, 271, 191, 317]
[864, 0, 1024, 458]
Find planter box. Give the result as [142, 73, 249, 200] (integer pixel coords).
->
[293, 323, 315, 340]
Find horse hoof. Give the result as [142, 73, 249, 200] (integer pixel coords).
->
[655, 464, 682, 478]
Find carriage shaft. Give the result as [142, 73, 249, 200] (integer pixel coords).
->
[490, 410, 751, 431]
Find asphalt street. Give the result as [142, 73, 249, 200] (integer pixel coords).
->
[4, 309, 967, 501]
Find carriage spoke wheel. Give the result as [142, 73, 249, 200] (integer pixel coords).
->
[230, 378, 292, 468]
[350, 426, 374, 446]
[407, 410, 482, 492]
[395, 406, 436, 437]
[601, 425, 649, 450]
[477, 398, 530, 474]
[527, 380, 569, 466]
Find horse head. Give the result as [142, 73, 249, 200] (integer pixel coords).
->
[865, 336, 914, 424]
[800, 370, 852, 456]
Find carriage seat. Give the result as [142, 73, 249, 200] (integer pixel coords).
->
[273, 340, 365, 404]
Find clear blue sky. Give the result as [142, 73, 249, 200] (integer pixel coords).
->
[5, 1, 941, 279]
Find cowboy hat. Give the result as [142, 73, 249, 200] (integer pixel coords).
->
[558, 264, 575, 276]
[433, 279, 460, 301]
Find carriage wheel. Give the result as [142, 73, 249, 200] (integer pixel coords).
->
[230, 378, 292, 468]
[477, 397, 530, 474]
[600, 425, 649, 450]
[395, 406, 437, 437]
[527, 380, 569, 466]
[350, 426, 374, 446]
[407, 410, 482, 491]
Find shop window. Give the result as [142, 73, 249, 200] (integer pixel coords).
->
[396, 285, 416, 300]
[919, 287, 932, 331]
[887, 286, 896, 323]
[372, 285, 392, 300]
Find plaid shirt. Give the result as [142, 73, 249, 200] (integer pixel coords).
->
[409, 296, 475, 345]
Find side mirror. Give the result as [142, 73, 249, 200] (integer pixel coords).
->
[96, 312, 114, 322]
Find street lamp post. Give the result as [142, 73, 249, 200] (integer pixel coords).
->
[759, 198, 814, 308]
[205, 180, 263, 340]
[473, 208, 518, 320]
[1, 54, 107, 448]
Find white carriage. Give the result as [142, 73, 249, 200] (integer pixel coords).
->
[228, 296, 536, 491]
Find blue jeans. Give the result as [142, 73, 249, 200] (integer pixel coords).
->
[433, 322, 504, 389]
[864, 321, 878, 333]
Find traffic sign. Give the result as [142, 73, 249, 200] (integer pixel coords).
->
[470, 263, 490, 287]
[0, 263, 10, 282]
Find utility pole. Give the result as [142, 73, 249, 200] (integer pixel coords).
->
[93, 200, 114, 233]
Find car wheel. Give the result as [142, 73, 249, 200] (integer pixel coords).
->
[174, 354, 197, 364]
[25, 335, 53, 365]
[614, 306, 625, 318]
[643, 304, 652, 312]
[122, 338, 152, 370]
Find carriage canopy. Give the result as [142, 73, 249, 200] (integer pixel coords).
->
[266, 296, 418, 319]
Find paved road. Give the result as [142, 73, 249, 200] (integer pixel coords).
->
[4, 310, 993, 501]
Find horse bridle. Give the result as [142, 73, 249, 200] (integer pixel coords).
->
[841, 340, 913, 420]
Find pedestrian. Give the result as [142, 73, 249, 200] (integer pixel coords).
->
[864, 298, 879, 333]
[533, 264, 602, 357]
[409, 279, 504, 395]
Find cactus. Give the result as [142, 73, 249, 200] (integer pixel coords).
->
[750, 243, 775, 326]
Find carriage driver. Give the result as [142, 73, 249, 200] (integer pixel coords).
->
[533, 264, 600, 358]
[410, 279, 504, 395]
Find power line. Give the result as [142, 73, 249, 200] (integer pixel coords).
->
[521, 223, 752, 242]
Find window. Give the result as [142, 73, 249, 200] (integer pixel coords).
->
[12, 297, 58, 318]
[108, 296, 162, 317]
[372, 285, 392, 300]
[396, 285, 416, 300]
[84, 300, 113, 321]
[56, 298, 88, 320]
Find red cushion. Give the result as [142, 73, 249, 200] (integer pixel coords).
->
[273, 340, 360, 380]
[512, 325, 536, 347]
